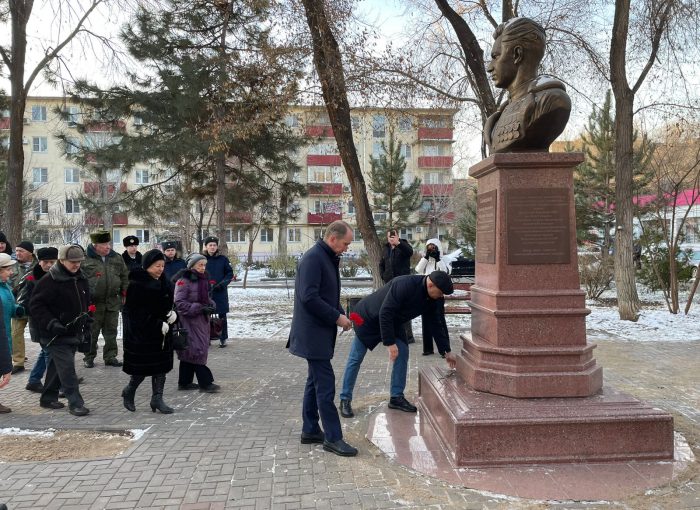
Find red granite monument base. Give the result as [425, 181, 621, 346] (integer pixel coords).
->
[419, 365, 674, 466]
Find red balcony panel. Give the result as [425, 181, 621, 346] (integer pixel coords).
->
[421, 184, 454, 196]
[85, 212, 128, 226]
[307, 154, 342, 166]
[308, 183, 343, 195]
[417, 156, 453, 168]
[305, 125, 335, 138]
[0, 118, 10, 130]
[83, 181, 128, 195]
[418, 127, 453, 140]
[444, 212, 456, 222]
[225, 211, 253, 223]
[307, 212, 342, 224]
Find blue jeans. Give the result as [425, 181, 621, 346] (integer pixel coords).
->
[28, 346, 49, 384]
[340, 335, 408, 400]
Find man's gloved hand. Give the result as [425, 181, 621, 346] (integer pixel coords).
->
[432, 249, 441, 262]
[166, 310, 178, 324]
[161, 322, 170, 336]
[15, 305, 26, 318]
[201, 305, 216, 315]
[213, 282, 226, 292]
[48, 319, 68, 336]
[424, 252, 430, 260]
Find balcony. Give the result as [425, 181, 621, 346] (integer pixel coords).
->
[418, 127, 453, 140]
[225, 211, 253, 223]
[307, 154, 342, 166]
[417, 156, 453, 169]
[307, 212, 342, 224]
[85, 119, 127, 132]
[85, 212, 128, 226]
[83, 181, 128, 195]
[305, 125, 334, 138]
[418, 211, 455, 224]
[0, 118, 10, 130]
[308, 183, 343, 195]
[421, 184, 454, 196]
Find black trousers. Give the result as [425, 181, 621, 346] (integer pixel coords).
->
[178, 361, 214, 387]
[302, 359, 342, 442]
[42, 343, 84, 408]
[422, 299, 446, 354]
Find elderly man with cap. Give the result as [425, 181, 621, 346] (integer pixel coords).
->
[30, 245, 91, 416]
[8, 240, 36, 374]
[162, 241, 186, 283]
[202, 236, 233, 347]
[14, 247, 59, 392]
[122, 235, 143, 272]
[81, 230, 129, 368]
[338, 271, 457, 419]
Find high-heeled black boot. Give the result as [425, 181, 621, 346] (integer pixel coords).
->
[150, 374, 174, 414]
[122, 375, 144, 412]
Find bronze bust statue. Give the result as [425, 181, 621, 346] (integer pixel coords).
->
[483, 18, 571, 153]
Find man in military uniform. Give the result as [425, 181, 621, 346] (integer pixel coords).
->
[121, 235, 142, 272]
[10, 240, 37, 373]
[162, 241, 186, 283]
[81, 231, 129, 368]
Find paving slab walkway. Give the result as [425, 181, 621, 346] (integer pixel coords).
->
[0, 330, 698, 510]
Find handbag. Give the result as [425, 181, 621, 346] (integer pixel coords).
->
[171, 322, 189, 351]
[209, 316, 224, 340]
[77, 325, 92, 354]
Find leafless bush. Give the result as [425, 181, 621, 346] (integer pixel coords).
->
[579, 254, 615, 300]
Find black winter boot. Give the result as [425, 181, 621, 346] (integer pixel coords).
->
[122, 375, 144, 412]
[150, 374, 174, 414]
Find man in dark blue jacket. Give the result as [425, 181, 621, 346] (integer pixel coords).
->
[203, 236, 234, 347]
[162, 241, 186, 284]
[339, 271, 456, 418]
[287, 220, 357, 457]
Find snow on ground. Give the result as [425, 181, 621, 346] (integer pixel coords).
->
[228, 283, 700, 342]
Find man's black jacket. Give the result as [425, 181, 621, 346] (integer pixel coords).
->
[352, 275, 450, 353]
[378, 239, 413, 283]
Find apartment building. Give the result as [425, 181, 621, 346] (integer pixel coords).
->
[1, 98, 457, 257]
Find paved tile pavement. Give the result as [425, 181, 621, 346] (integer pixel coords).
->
[0, 328, 698, 509]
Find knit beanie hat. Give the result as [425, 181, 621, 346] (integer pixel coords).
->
[17, 240, 34, 253]
[186, 253, 207, 269]
[142, 249, 166, 270]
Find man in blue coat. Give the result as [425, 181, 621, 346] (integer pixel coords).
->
[287, 220, 357, 457]
[338, 271, 457, 418]
[162, 241, 186, 284]
[203, 236, 234, 347]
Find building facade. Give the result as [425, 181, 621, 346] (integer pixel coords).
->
[1, 98, 457, 258]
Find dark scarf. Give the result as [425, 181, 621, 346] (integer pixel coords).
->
[194, 270, 210, 303]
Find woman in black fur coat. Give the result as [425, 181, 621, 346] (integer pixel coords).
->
[121, 250, 177, 413]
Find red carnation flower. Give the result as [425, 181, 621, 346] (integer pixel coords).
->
[95, 272, 102, 277]
[25, 275, 35, 281]
[209, 280, 216, 285]
[349, 312, 364, 327]
[88, 304, 97, 313]
[176, 280, 186, 286]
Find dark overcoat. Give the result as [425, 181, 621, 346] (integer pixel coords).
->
[204, 252, 233, 315]
[29, 262, 91, 347]
[287, 240, 344, 360]
[16, 263, 48, 342]
[378, 239, 413, 283]
[122, 251, 143, 272]
[353, 275, 450, 353]
[174, 269, 215, 365]
[122, 268, 174, 376]
[164, 257, 187, 284]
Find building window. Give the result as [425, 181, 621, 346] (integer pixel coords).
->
[315, 112, 331, 125]
[133, 115, 143, 127]
[65, 137, 80, 154]
[65, 168, 80, 183]
[372, 141, 385, 158]
[423, 143, 449, 156]
[226, 227, 246, 243]
[400, 227, 414, 241]
[135, 169, 149, 184]
[288, 228, 301, 242]
[308, 142, 338, 155]
[683, 217, 699, 243]
[398, 116, 412, 132]
[31, 105, 47, 122]
[136, 229, 150, 243]
[372, 115, 386, 138]
[373, 212, 387, 223]
[353, 228, 363, 240]
[67, 106, 80, 126]
[308, 166, 341, 183]
[34, 199, 49, 215]
[65, 198, 80, 214]
[348, 200, 355, 215]
[106, 169, 121, 181]
[112, 229, 121, 243]
[351, 116, 361, 132]
[284, 114, 299, 128]
[32, 167, 48, 185]
[421, 116, 449, 128]
[312, 228, 323, 240]
[400, 144, 411, 159]
[260, 228, 273, 243]
[34, 230, 50, 245]
[423, 171, 450, 184]
[32, 137, 48, 153]
[420, 199, 433, 212]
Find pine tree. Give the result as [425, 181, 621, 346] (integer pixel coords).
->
[56, 0, 306, 250]
[368, 132, 421, 230]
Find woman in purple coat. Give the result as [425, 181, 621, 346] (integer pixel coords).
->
[173, 254, 220, 393]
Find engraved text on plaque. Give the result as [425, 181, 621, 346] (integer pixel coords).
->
[476, 190, 497, 264]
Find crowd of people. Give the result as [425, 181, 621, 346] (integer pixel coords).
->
[0, 230, 233, 417]
[0, 223, 455, 461]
